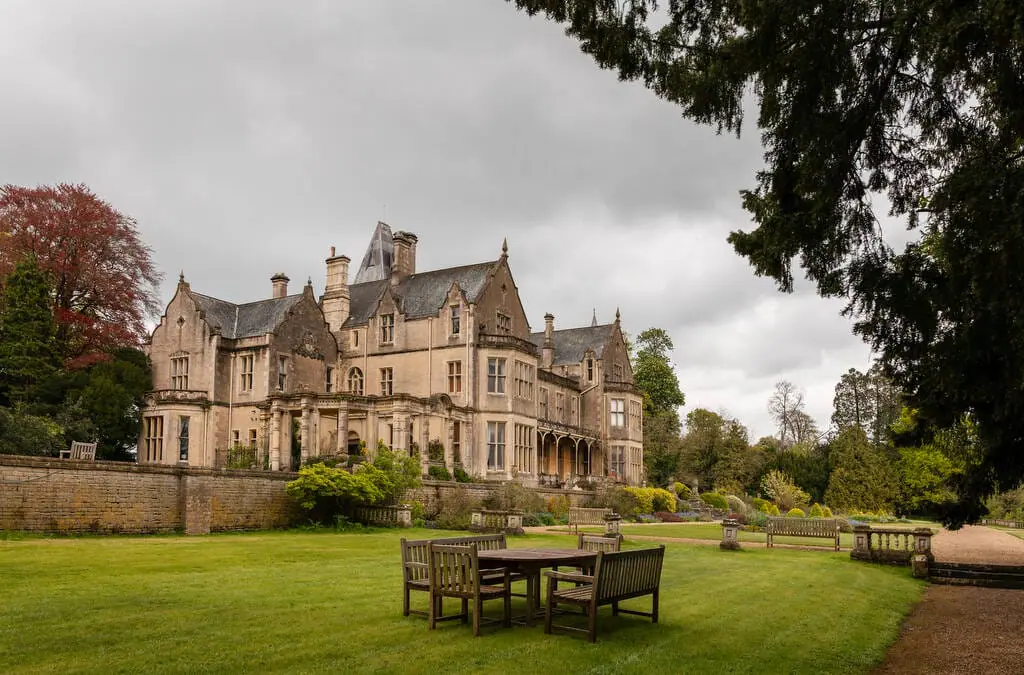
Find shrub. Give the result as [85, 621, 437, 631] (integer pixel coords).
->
[624, 487, 654, 514]
[700, 492, 729, 511]
[769, 504, 781, 516]
[427, 438, 445, 463]
[546, 495, 571, 518]
[485, 481, 543, 512]
[410, 500, 425, 521]
[435, 485, 479, 530]
[674, 482, 692, 499]
[427, 465, 452, 481]
[808, 503, 825, 518]
[655, 511, 683, 522]
[760, 469, 811, 510]
[591, 485, 637, 517]
[726, 495, 747, 515]
[786, 507, 806, 518]
[534, 512, 556, 526]
[752, 497, 772, 513]
[747, 511, 768, 529]
[726, 511, 747, 525]
[521, 512, 540, 527]
[453, 467, 473, 483]
[651, 488, 677, 513]
[822, 506, 834, 518]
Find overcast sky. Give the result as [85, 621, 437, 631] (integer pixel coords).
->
[0, 0, 876, 439]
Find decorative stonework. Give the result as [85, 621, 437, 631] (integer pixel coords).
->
[295, 330, 323, 360]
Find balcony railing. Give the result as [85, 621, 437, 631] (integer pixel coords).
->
[477, 332, 539, 356]
[146, 389, 210, 405]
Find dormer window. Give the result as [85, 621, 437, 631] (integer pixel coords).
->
[496, 311, 511, 333]
[613, 364, 623, 380]
[586, 358, 594, 382]
[451, 305, 461, 336]
[380, 314, 395, 344]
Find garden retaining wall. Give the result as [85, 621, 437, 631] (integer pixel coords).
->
[0, 455, 300, 535]
[409, 480, 595, 513]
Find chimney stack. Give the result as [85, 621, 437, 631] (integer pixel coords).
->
[271, 273, 290, 299]
[321, 247, 351, 335]
[542, 313, 555, 369]
[392, 231, 418, 279]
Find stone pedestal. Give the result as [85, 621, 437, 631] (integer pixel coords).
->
[397, 504, 412, 528]
[911, 554, 930, 578]
[720, 518, 741, 550]
[603, 513, 623, 542]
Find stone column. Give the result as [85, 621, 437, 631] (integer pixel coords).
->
[310, 405, 320, 459]
[367, 408, 378, 454]
[393, 411, 408, 453]
[336, 402, 349, 457]
[300, 399, 311, 464]
[445, 418, 455, 471]
[913, 528, 935, 562]
[270, 405, 282, 471]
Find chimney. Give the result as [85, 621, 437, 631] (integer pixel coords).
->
[321, 247, 351, 335]
[392, 231, 418, 279]
[271, 273, 290, 299]
[542, 313, 555, 369]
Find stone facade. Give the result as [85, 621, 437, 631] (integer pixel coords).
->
[139, 223, 645, 487]
[0, 455, 299, 534]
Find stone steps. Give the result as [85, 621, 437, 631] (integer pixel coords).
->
[930, 561, 1024, 590]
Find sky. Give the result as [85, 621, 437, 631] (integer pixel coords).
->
[0, 0, 877, 439]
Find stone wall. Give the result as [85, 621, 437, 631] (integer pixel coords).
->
[0, 455, 300, 535]
[408, 479, 595, 514]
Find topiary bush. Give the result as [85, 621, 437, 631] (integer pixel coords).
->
[786, 507, 806, 518]
[769, 504, 781, 516]
[751, 497, 772, 513]
[700, 492, 729, 511]
[822, 506, 834, 518]
[650, 488, 677, 513]
[808, 503, 825, 518]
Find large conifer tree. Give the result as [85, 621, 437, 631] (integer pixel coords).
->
[0, 255, 60, 405]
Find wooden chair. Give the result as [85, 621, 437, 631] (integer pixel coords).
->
[60, 441, 97, 461]
[577, 534, 621, 572]
[544, 545, 665, 643]
[427, 542, 512, 636]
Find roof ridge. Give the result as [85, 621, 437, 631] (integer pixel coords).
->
[191, 290, 303, 308]
[348, 259, 498, 290]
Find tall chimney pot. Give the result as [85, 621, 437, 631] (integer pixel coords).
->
[271, 273, 290, 299]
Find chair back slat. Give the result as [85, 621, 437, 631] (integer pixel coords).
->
[593, 546, 665, 602]
[578, 534, 621, 553]
[428, 543, 479, 595]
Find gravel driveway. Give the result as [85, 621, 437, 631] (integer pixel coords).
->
[931, 524, 1024, 564]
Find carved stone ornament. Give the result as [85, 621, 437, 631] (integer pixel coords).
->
[295, 330, 323, 359]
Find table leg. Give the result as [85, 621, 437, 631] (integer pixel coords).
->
[525, 572, 536, 627]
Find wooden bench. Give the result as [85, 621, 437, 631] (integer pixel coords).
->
[568, 507, 612, 533]
[400, 534, 523, 618]
[59, 441, 97, 461]
[766, 516, 841, 551]
[544, 545, 665, 642]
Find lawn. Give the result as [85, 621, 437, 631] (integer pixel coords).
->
[0, 529, 923, 674]
[991, 526, 1024, 541]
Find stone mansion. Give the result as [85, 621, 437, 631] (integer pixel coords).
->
[139, 223, 645, 487]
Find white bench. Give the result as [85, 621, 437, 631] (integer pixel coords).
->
[59, 441, 97, 461]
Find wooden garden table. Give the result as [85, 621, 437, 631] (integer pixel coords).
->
[478, 548, 597, 627]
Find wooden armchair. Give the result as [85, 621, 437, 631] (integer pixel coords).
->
[544, 545, 665, 643]
[427, 542, 512, 636]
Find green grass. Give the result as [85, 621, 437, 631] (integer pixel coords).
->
[0, 529, 924, 674]
[991, 526, 1024, 541]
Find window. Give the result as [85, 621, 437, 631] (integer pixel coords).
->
[387, 423, 394, 450]
[171, 356, 189, 390]
[555, 392, 564, 422]
[232, 430, 240, 445]
[352, 330, 359, 348]
[570, 396, 579, 425]
[610, 445, 625, 479]
[514, 360, 534, 400]
[239, 354, 254, 392]
[380, 367, 393, 396]
[610, 398, 625, 427]
[277, 356, 287, 390]
[348, 367, 364, 395]
[178, 416, 190, 462]
[539, 388, 549, 419]
[496, 312, 511, 333]
[450, 305, 461, 336]
[613, 363, 623, 380]
[452, 422, 461, 462]
[586, 358, 594, 382]
[325, 366, 334, 393]
[487, 357, 506, 394]
[380, 313, 395, 344]
[487, 421, 505, 470]
[513, 423, 533, 473]
[248, 429, 257, 447]
[447, 361, 462, 394]
[630, 400, 642, 432]
[143, 416, 163, 462]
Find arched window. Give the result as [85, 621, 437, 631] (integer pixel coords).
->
[348, 367, 364, 395]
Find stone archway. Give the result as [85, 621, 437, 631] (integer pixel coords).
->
[347, 430, 362, 456]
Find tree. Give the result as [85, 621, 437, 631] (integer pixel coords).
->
[0, 255, 60, 405]
[505, 0, 1024, 526]
[760, 469, 810, 511]
[767, 381, 807, 448]
[642, 411, 685, 487]
[0, 183, 162, 366]
[825, 427, 900, 513]
[634, 327, 685, 424]
[681, 408, 758, 493]
[832, 365, 902, 445]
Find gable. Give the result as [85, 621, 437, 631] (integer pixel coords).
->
[530, 324, 615, 367]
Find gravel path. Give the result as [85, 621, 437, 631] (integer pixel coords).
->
[873, 585, 1024, 675]
[931, 524, 1024, 564]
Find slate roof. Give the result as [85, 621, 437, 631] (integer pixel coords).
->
[530, 324, 615, 366]
[190, 292, 305, 339]
[343, 261, 497, 327]
[353, 221, 394, 284]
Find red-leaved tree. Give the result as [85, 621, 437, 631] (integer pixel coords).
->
[0, 183, 162, 367]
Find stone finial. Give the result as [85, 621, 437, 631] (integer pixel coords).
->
[501, 237, 508, 257]
[591, 308, 598, 327]
[179, 270, 185, 283]
[615, 307, 621, 323]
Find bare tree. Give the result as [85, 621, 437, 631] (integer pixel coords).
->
[768, 381, 807, 448]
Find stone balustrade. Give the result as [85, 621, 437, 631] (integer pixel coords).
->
[469, 509, 524, 535]
[981, 518, 1024, 529]
[353, 504, 412, 528]
[851, 525, 934, 567]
